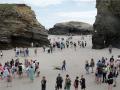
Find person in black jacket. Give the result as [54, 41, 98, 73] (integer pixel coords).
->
[80, 75, 86, 90]
[74, 76, 79, 90]
[41, 76, 47, 90]
[107, 72, 113, 90]
[56, 74, 63, 90]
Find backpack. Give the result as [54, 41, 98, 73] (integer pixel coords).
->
[66, 78, 71, 86]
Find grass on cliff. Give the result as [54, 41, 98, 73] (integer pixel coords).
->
[0, 4, 16, 9]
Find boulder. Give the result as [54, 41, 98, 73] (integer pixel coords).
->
[0, 4, 49, 49]
[92, 0, 120, 49]
[48, 21, 93, 35]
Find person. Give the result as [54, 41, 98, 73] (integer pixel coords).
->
[74, 42, 77, 51]
[90, 58, 95, 73]
[64, 74, 71, 90]
[109, 45, 112, 54]
[82, 41, 84, 48]
[80, 75, 86, 90]
[85, 61, 89, 74]
[41, 76, 47, 90]
[0, 51, 3, 58]
[50, 44, 53, 53]
[43, 45, 46, 52]
[74, 76, 79, 90]
[97, 67, 103, 84]
[62, 60, 66, 71]
[113, 67, 118, 87]
[56, 74, 63, 90]
[107, 72, 114, 90]
[18, 63, 23, 78]
[102, 65, 107, 83]
[34, 48, 37, 55]
[7, 74, 12, 87]
[116, 55, 120, 72]
[84, 41, 87, 47]
[28, 66, 35, 82]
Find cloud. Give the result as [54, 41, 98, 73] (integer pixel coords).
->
[0, 0, 23, 3]
[55, 10, 97, 18]
[26, 0, 65, 7]
[0, 0, 65, 7]
[53, 10, 97, 24]
[73, 0, 95, 2]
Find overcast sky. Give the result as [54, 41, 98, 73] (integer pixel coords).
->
[0, 0, 97, 29]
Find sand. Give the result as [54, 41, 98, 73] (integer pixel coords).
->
[0, 35, 120, 90]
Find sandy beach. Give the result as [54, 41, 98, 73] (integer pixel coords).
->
[0, 35, 120, 90]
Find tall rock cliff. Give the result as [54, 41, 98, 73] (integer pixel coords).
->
[0, 4, 49, 49]
[92, 0, 120, 49]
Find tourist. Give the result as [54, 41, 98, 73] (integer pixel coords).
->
[60, 42, 65, 50]
[80, 75, 86, 90]
[90, 58, 95, 73]
[62, 60, 66, 71]
[35, 62, 40, 77]
[28, 66, 35, 82]
[0, 63, 3, 79]
[25, 48, 29, 56]
[85, 61, 89, 74]
[41, 76, 47, 90]
[34, 48, 37, 55]
[50, 44, 53, 53]
[43, 45, 46, 52]
[18, 63, 23, 78]
[113, 67, 118, 87]
[64, 74, 71, 90]
[109, 45, 112, 54]
[3, 67, 9, 79]
[82, 41, 84, 48]
[0, 50, 3, 58]
[102, 65, 107, 83]
[74, 42, 77, 51]
[56, 74, 63, 90]
[74, 76, 79, 90]
[97, 67, 103, 84]
[107, 72, 114, 90]
[6, 74, 12, 87]
[116, 55, 120, 71]
[84, 41, 87, 47]
[16, 48, 19, 57]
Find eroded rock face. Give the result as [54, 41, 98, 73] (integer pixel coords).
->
[92, 0, 120, 49]
[48, 21, 93, 35]
[0, 4, 49, 49]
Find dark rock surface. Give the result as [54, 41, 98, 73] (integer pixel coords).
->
[0, 4, 49, 49]
[48, 21, 93, 35]
[92, 0, 120, 49]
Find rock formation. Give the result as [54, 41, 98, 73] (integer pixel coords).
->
[48, 21, 93, 35]
[92, 0, 120, 49]
[0, 4, 49, 49]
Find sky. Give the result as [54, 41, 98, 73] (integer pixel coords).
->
[0, 0, 97, 29]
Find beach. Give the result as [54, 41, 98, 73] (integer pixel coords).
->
[0, 35, 120, 90]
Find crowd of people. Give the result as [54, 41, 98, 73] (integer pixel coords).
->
[0, 58, 40, 87]
[46, 36, 88, 53]
[0, 35, 120, 90]
[85, 56, 120, 90]
[55, 74, 86, 90]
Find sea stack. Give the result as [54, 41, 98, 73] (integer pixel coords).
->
[0, 4, 49, 49]
[48, 21, 93, 35]
[92, 0, 120, 49]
